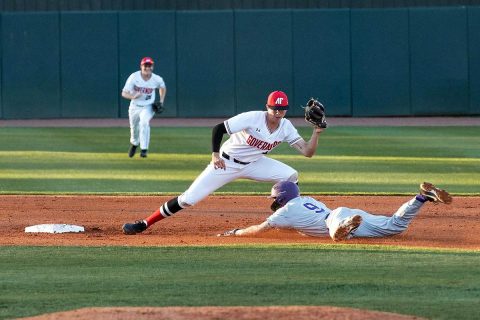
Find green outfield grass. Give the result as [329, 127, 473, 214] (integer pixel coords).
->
[1, 245, 479, 319]
[0, 126, 478, 194]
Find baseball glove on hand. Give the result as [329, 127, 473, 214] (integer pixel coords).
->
[304, 98, 327, 128]
[152, 101, 165, 114]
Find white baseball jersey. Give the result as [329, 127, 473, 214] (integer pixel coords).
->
[123, 71, 165, 106]
[267, 196, 331, 237]
[221, 111, 302, 163]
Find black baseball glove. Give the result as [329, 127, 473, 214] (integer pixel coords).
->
[304, 98, 327, 128]
[152, 101, 165, 114]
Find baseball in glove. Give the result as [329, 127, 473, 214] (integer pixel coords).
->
[304, 98, 327, 128]
[152, 101, 165, 114]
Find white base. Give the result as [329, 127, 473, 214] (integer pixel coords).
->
[25, 224, 85, 234]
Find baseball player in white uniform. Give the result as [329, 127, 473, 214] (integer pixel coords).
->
[123, 91, 325, 234]
[218, 181, 452, 241]
[122, 57, 166, 158]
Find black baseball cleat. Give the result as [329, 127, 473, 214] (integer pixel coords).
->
[122, 220, 147, 235]
[128, 144, 138, 158]
[140, 149, 148, 158]
[420, 182, 452, 204]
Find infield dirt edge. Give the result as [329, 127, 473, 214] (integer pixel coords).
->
[17, 306, 426, 320]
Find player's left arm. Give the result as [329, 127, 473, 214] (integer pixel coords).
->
[156, 76, 167, 104]
[159, 87, 166, 104]
[217, 221, 272, 237]
[291, 127, 325, 158]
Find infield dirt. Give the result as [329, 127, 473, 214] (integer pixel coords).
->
[1, 195, 478, 248]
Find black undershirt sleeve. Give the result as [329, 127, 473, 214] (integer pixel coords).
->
[212, 122, 227, 153]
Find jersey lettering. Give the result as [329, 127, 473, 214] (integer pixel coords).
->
[133, 85, 154, 94]
[303, 202, 325, 214]
[246, 135, 281, 151]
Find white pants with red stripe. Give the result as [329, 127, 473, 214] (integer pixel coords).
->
[128, 103, 155, 150]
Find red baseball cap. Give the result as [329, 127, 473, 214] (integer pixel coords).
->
[267, 91, 289, 110]
[140, 57, 154, 65]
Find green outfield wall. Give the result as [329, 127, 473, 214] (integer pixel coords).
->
[1, 7, 479, 119]
[1, 0, 479, 11]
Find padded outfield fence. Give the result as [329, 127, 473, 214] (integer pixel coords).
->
[0, 7, 480, 119]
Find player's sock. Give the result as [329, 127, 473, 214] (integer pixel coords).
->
[160, 197, 183, 217]
[145, 197, 184, 226]
[145, 210, 163, 226]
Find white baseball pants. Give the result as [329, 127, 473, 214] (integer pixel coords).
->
[325, 197, 424, 239]
[129, 104, 155, 150]
[179, 156, 298, 206]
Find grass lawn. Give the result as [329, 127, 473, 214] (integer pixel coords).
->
[0, 126, 479, 194]
[0, 245, 479, 319]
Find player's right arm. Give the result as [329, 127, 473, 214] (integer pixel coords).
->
[211, 123, 228, 170]
[211, 112, 257, 170]
[121, 74, 141, 100]
[122, 90, 141, 100]
[217, 221, 272, 237]
[218, 206, 292, 237]
[236, 221, 272, 236]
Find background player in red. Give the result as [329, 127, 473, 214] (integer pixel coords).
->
[123, 91, 325, 234]
[122, 57, 166, 158]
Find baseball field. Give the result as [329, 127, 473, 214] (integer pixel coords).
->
[0, 119, 479, 320]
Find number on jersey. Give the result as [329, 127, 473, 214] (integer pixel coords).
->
[303, 202, 325, 214]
